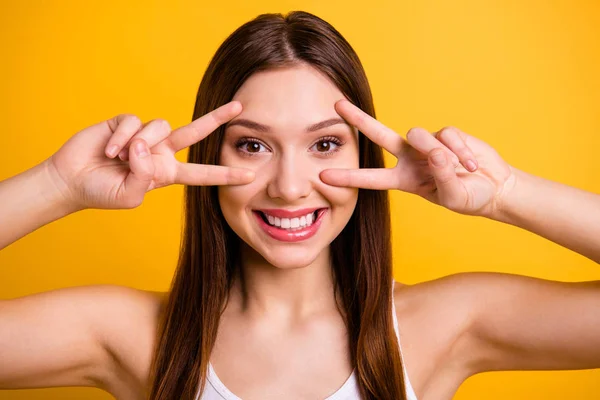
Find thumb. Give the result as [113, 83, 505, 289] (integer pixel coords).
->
[122, 139, 155, 208]
[428, 149, 466, 209]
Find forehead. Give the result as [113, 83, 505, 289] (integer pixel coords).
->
[230, 64, 347, 131]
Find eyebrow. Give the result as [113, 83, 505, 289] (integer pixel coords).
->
[225, 117, 347, 133]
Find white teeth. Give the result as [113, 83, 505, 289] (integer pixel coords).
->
[261, 210, 319, 230]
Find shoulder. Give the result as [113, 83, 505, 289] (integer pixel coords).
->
[391, 273, 507, 391]
[392, 272, 561, 379]
[82, 284, 166, 344]
[85, 284, 167, 396]
[392, 271, 522, 322]
[392, 273, 480, 328]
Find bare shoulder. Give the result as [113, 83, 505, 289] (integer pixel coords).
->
[391, 273, 498, 398]
[91, 285, 167, 397]
[0, 284, 167, 399]
[391, 271, 586, 399]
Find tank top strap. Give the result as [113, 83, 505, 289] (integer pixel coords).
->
[391, 280, 402, 342]
[391, 280, 419, 400]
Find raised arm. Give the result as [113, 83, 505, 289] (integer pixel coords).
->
[0, 101, 254, 251]
[321, 99, 600, 263]
[493, 167, 600, 263]
[0, 102, 254, 394]
[0, 160, 79, 250]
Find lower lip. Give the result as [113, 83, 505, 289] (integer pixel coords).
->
[253, 209, 327, 242]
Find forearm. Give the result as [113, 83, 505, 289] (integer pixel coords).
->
[0, 160, 81, 250]
[492, 166, 600, 264]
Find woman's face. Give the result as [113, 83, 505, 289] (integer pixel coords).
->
[218, 64, 359, 269]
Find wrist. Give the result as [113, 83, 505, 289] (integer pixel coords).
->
[38, 158, 85, 215]
[488, 165, 525, 224]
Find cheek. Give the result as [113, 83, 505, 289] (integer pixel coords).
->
[218, 185, 253, 220]
[326, 186, 358, 210]
[315, 176, 358, 217]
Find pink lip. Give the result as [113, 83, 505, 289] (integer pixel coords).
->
[255, 207, 324, 218]
[253, 209, 328, 242]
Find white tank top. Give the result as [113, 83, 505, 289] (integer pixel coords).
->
[196, 281, 418, 400]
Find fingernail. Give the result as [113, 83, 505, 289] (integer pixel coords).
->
[466, 159, 478, 172]
[135, 142, 149, 157]
[431, 151, 446, 167]
[118, 149, 127, 160]
[107, 145, 118, 158]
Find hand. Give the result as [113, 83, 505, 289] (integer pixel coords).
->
[319, 99, 516, 217]
[45, 101, 255, 211]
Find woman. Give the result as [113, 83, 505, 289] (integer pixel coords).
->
[1, 10, 599, 400]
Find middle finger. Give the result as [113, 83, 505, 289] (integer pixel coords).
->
[334, 99, 405, 155]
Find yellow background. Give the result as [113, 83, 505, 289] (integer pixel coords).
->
[1, 0, 599, 399]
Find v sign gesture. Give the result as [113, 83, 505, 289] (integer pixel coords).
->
[320, 99, 516, 217]
[47, 101, 255, 211]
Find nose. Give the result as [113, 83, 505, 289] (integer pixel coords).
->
[266, 153, 312, 202]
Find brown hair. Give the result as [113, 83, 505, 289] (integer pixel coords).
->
[148, 11, 407, 400]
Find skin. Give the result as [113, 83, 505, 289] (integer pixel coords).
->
[214, 66, 360, 397]
[0, 63, 599, 400]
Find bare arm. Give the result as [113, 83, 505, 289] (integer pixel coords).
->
[1, 103, 252, 251]
[0, 159, 80, 250]
[452, 272, 600, 374]
[0, 286, 114, 390]
[493, 166, 600, 263]
[0, 285, 163, 393]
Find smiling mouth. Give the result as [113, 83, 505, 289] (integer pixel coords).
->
[254, 209, 326, 231]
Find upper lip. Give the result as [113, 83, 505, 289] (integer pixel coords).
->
[254, 207, 326, 218]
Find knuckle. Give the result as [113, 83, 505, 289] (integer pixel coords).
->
[441, 126, 459, 133]
[115, 113, 134, 122]
[146, 118, 163, 127]
[126, 114, 143, 127]
[146, 118, 171, 133]
[160, 119, 171, 131]
[438, 126, 457, 139]
[407, 127, 426, 137]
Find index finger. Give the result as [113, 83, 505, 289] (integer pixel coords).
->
[175, 162, 255, 186]
[166, 101, 242, 153]
[334, 99, 405, 156]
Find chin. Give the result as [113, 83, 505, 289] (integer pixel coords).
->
[262, 252, 321, 270]
[242, 241, 323, 270]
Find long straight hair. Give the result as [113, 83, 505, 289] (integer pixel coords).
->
[148, 11, 406, 400]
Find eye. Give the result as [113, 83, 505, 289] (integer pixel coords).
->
[310, 136, 345, 156]
[235, 138, 270, 156]
[234, 136, 345, 157]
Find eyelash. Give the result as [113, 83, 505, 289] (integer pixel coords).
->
[234, 136, 346, 157]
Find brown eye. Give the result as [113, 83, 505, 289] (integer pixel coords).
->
[315, 141, 331, 152]
[246, 142, 261, 153]
[310, 138, 343, 154]
[235, 138, 268, 156]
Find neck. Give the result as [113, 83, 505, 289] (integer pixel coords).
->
[229, 242, 339, 320]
